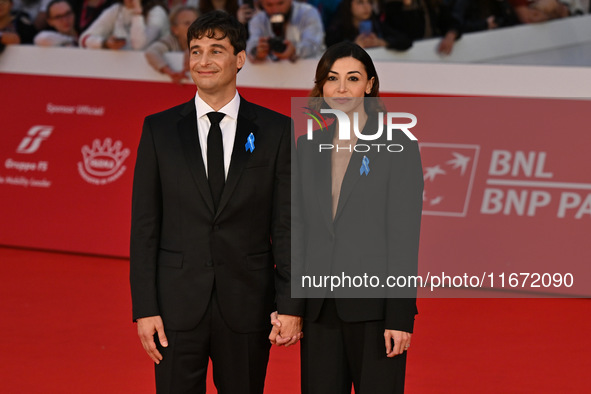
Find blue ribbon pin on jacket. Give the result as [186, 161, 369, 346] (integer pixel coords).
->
[245, 132, 255, 152]
[360, 155, 370, 176]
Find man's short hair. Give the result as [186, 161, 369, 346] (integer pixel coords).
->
[186, 10, 247, 55]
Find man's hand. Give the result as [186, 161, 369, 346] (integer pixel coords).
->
[273, 40, 296, 61]
[269, 312, 281, 344]
[384, 329, 411, 357]
[137, 315, 168, 364]
[269, 311, 303, 346]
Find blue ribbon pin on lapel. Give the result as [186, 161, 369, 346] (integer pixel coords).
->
[360, 155, 370, 176]
[245, 132, 255, 152]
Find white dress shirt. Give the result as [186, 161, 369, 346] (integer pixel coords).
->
[195, 91, 241, 179]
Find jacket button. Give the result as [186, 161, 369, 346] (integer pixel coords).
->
[206, 260, 213, 267]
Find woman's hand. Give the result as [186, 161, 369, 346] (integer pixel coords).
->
[384, 329, 411, 357]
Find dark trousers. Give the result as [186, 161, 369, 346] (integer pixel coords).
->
[154, 291, 271, 394]
[301, 299, 407, 394]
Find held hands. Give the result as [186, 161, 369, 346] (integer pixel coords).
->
[137, 315, 168, 364]
[269, 311, 303, 347]
[384, 329, 411, 357]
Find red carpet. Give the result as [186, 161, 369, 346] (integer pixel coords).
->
[1, 246, 589, 393]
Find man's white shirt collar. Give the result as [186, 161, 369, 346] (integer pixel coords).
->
[195, 90, 240, 121]
[193, 90, 240, 179]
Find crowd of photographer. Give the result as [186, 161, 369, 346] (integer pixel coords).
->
[1, 0, 589, 80]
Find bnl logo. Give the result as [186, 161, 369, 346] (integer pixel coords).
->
[16, 126, 54, 154]
[420, 143, 480, 217]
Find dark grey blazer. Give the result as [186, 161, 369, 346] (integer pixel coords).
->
[295, 115, 423, 333]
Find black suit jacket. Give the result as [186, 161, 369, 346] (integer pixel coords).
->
[130, 97, 303, 333]
[294, 116, 423, 333]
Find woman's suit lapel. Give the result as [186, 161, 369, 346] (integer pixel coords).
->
[312, 127, 335, 229]
[333, 115, 382, 222]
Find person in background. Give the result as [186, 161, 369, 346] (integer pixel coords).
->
[199, 0, 256, 27]
[325, 0, 412, 50]
[79, 0, 169, 50]
[0, 0, 36, 52]
[12, 0, 46, 29]
[71, 0, 115, 33]
[167, 0, 197, 8]
[145, 4, 198, 83]
[247, 0, 324, 62]
[437, 0, 519, 55]
[37, 1, 121, 35]
[308, 0, 342, 31]
[509, 0, 569, 23]
[380, 0, 442, 43]
[34, 0, 78, 46]
[565, 0, 590, 15]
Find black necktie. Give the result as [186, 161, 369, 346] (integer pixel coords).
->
[207, 112, 226, 210]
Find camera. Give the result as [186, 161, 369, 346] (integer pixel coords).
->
[268, 37, 286, 53]
[268, 14, 286, 53]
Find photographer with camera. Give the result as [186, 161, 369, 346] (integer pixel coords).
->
[246, 0, 324, 62]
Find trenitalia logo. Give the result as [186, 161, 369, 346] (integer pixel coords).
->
[305, 109, 418, 152]
[16, 126, 54, 154]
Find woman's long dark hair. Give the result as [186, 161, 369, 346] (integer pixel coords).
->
[309, 42, 383, 113]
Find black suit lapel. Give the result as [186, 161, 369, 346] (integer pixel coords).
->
[215, 98, 257, 218]
[177, 100, 215, 214]
[312, 128, 334, 229]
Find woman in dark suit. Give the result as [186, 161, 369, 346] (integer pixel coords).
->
[288, 42, 424, 393]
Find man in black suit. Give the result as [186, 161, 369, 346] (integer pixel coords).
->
[130, 11, 303, 394]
